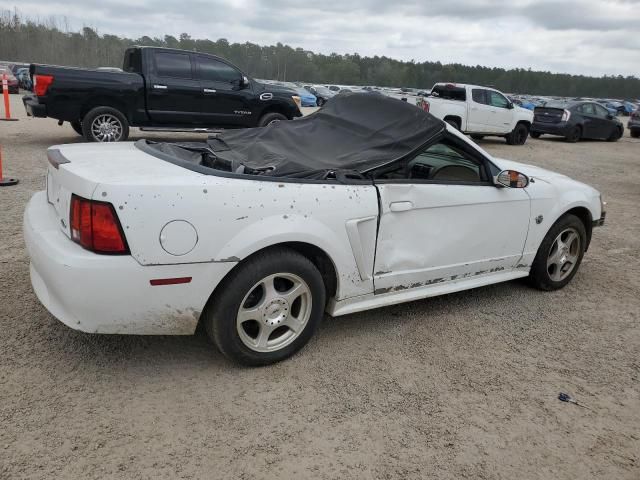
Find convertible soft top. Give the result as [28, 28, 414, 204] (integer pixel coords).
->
[143, 92, 446, 179]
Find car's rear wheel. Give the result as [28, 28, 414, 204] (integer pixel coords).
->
[203, 248, 326, 366]
[70, 120, 83, 136]
[82, 106, 129, 142]
[506, 123, 529, 145]
[258, 112, 287, 127]
[565, 126, 581, 143]
[607, 126, 623, 142]
[631, 130, 640, 138]
[530, 131, 541, 138]
[529, 214, 586, 291]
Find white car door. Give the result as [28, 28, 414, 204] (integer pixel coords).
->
[467, 88, 491, 131]
[372, 136, 530, 293]
[486, 90, 514, 134]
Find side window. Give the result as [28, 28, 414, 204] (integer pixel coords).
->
[472, 89, 487, 105]
[488, 90, 509, 108]
[580, 103, 595, 115]
[197, 56, 241, 86]
[154, 52, 192, 79]
[373, 138, 486, 183]
[594, 104, 609, 117]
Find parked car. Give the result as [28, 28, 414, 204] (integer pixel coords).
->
[418, 83, 534, 145]
[24, 93, 604, 366]
[22, 46, 302, 142]
[293, 87, 317, 107]
[15, 67, 32, 91]
[531, 101, 624, 142]
[0, 68, 19, 93]
[304, 85, 336, 106]
[628, 108, 640, 138]
[509, 97, 535, 111]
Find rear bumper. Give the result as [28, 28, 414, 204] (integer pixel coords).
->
[531, 121, 571, 136]
[24, 191, 235, 335]
[22, 95, 47, 117]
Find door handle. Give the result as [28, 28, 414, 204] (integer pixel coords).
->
[153, 84, 168, 90]
[389, 201, 413, 212]
[203, 88, 217, 94]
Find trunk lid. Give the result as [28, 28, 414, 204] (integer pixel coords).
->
[45, 142, 203, 239]
[533, 107, 564, 124]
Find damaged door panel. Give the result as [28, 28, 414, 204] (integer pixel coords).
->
[373, 183, 530, 294]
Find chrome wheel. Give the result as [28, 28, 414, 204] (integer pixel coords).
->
[547, 227, 581, 282]
[236, 273, 312, 353]
[91, 114, 123, 142]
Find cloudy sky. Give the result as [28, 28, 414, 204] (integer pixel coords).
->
[3, 0, 640, 77]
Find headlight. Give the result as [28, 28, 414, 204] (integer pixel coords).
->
[291, 95, 301, 109]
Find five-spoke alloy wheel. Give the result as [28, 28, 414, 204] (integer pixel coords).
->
[529, 214, 587, 290]
[203, 248, 326, 366]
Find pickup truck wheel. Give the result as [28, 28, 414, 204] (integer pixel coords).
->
[631, 130, 640, 138]
[445, 118, 461, 130]
[204, 248, 326, 366]
[70, 120, 83, 136]
[82, 107, 129, 142]
[258, 112, 287, 127]
[506, 123, 529, 145]
[529, 214, 586, 291]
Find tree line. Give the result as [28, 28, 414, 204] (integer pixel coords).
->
[1, 9, 638, 99]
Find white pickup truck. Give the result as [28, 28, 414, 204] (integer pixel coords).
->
[418, 83, 534, 145]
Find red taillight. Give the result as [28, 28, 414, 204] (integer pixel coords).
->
[70, 195, 129, 254]
[33, 74, 54, 96]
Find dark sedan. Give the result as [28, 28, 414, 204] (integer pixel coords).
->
[531, 101, 624, 142]
[629, 109, 640, 138]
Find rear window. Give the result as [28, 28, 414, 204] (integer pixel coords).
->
[155, 52, 192, 79]
[431, 85, 466, 101]
[542, 101, 568, 109]
[123, 49, 142, 74]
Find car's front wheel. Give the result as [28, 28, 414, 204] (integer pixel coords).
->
[607, 126, 623, 142]
[565, 126, 582, 143]
[529, 214, 587, 291]
[506, 123, 529, 145]
[203, 248, 326, 366]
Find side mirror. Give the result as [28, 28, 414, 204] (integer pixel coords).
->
[606, 113, 614, 120]
[508, 102, 515, 109]
[495, 170, 529, 188]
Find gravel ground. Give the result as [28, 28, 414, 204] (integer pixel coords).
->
[1, 94, 639, 479]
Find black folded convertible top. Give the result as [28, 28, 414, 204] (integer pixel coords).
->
[204, 92, 445, 177]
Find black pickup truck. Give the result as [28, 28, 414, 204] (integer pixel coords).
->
[23, 46, 303, 142]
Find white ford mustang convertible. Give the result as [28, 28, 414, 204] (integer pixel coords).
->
[24, 93, 605, 365]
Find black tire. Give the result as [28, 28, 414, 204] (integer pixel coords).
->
[81, 106, 129, 142]
[565, 125, 581, 143]
[529, 214, 587, 291]
[203, 248, 326, 366]
[444, 118, 460, 130]
[631, 130, 640, 138]
[506, 123, 529, 145]
[470, 134, 484, 140]
[258, 112, 287, 127]
[607, 127, 623, 142]
[530, 131, 541, 139]
[70, 120, 83, 136]
[316, 97, 325, 107]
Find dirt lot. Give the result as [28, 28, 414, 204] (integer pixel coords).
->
[1, 93, 639, 479]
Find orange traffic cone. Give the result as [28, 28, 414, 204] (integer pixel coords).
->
[1, 73, 19, 122]
[0, 145, 19, 186]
